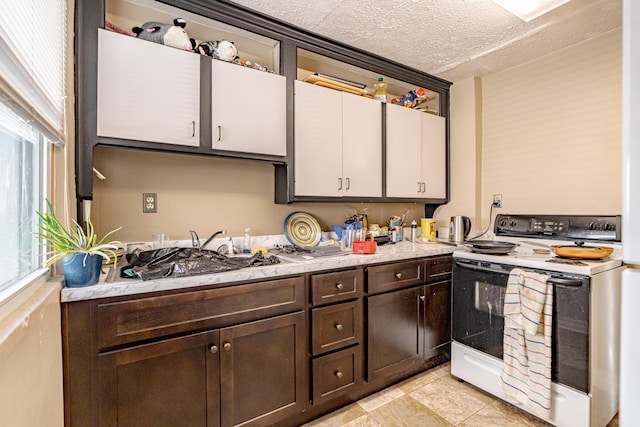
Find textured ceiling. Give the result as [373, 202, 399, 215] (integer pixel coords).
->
[228, 0, 622, 82]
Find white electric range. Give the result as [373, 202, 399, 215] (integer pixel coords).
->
[451, 214, 623, 427]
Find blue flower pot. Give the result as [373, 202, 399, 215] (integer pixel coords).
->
[62, 253, 103, 288]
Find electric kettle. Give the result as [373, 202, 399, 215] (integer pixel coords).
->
[449, 216, 471, 243]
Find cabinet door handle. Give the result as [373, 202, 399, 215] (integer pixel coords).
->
[209, 345, 218, 354]
[336, 283, 344, 290]
[421, 182, 426, 193]
[394, 272, 403, 279]
[335, 370, 343, 379]
[419, 295, 426, 302]
[223, 342, 232, 351]
[217, 125, 222, 142]
[335, 323, 344, 331]
[338, 177, 343, 190]
[417, 181, 422, 193]
[191, 121, 196, 137]
[345, 177, 351, 190]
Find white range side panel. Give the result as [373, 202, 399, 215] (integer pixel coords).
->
[620, 269, 640, 427]
[294, 81, 342, 197]
[211, 60, 286, 156]
[386, 103, 422, 198]
[623, 0, 640, 264]
[420, 113, 447, 199]
[97, 29, 200, 147]
[342, 92, 382, 197]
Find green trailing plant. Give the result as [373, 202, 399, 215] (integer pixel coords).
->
[36, 199, 123, 267]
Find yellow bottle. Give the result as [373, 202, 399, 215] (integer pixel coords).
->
[373, 77, 387, 102]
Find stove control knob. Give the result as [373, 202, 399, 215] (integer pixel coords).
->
[588, 222, 597, 230]
[604, 223, 614, 231]
[499, 220, 507, 227]
[510, 220, 517, 227]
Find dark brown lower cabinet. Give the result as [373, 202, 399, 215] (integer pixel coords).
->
[220, 312, 306, 427]
[97, 312, 306, 427]
[367, 281, 451, 382]
[98, 330, 221, 427]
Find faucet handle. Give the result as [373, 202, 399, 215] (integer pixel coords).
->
[189, 230, 201, 248]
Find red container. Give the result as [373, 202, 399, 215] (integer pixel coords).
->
[352, 240, 377, 254]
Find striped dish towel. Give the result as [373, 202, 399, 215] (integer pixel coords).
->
[499, 268, 553, 419]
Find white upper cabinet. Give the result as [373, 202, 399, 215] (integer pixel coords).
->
[211, 60, 286, 156]
[294, 81, 381, 197]
[420, 112, 446, 199]
[386, 103, 446, 199]
[97, 29, 200, 147]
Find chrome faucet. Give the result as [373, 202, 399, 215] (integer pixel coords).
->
[200, 230, 227, 250]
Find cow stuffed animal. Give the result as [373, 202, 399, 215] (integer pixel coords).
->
[132, 18, 196, 51]
[197, 40, 238, 62]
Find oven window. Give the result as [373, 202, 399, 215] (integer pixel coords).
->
[452, 261, 590, 393]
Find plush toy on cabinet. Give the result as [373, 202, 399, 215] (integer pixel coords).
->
[197, 40, 238, 62]
[132, 18, 196, 51]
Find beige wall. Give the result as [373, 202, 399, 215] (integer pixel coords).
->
[434, 76, 483, 232]
[92, 147, 426, 242]
[481, 29, 622, 220]
[0, 282, 64, 427]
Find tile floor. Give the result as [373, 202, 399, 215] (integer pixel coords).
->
[303, 363, 619, 427]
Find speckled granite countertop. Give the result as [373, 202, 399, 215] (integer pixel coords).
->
[60, 240, 456, 303]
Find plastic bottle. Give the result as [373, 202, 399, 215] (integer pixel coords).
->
[410, 220, 417, 242]
[373, 77, 387, 102]
[242, 227, 251, 254]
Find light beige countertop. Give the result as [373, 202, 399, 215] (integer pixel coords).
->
[60, 240, 456, 303]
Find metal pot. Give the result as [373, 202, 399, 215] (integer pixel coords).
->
[550, 242, 613, 259]
[464, 240, 517, 255]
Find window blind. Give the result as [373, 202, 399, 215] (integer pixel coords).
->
[0, 0, 67, 141]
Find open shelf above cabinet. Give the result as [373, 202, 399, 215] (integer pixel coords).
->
[105, 0, 280, 72]
[297, 49, 440, 115]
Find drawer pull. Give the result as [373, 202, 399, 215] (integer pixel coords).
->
[335, 323, 344, 331]
[336, 283, 344, 290]
[209, 345, 218, 354]
[223, 342, 232, 351]
[394, 272, 403, 279]
[335, 370, 343, 379]
[419, 295, 426, 302]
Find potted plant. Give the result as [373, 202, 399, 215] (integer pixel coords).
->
[36, 199, 122, 287]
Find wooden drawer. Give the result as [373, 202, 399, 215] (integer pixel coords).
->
[97, 276, 304, 350]
[310, 269, 362, 306]
[312, 346, 362, 405]
[425, 255, 452, 283]
[311, 300, 362, 355]
[366, 259, 424, 294]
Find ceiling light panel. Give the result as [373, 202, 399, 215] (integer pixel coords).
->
[491, 0, 571, 22]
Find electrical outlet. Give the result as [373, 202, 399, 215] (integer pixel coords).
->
[493, 194, 502, 208]
[143, 193, 157, 213]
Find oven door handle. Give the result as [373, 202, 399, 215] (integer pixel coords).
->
[546, 277, 583, 287]
[454, 260, 510, 275]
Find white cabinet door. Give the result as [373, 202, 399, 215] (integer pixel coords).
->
[294, 81, 342, 196]
[97, 29, 200, 147]
[385, 103, 422, 198]
[420, 113, 446, 199]
[211, 60, 286, 156]
[342, 92, 382, 197]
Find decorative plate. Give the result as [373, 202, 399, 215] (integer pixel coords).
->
[284, 212, 322, 248]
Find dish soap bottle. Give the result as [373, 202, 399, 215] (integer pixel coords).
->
[373, 77, 387, 102]
[243, 228, 251, 254]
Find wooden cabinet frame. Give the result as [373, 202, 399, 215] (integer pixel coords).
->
[75, 0, 451, 217]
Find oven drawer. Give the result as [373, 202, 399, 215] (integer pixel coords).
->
[310, 269, 362, 306]
[367, 260, 424, 294]
[312, 346, 362, 405]
[311, 300, 362, 355]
